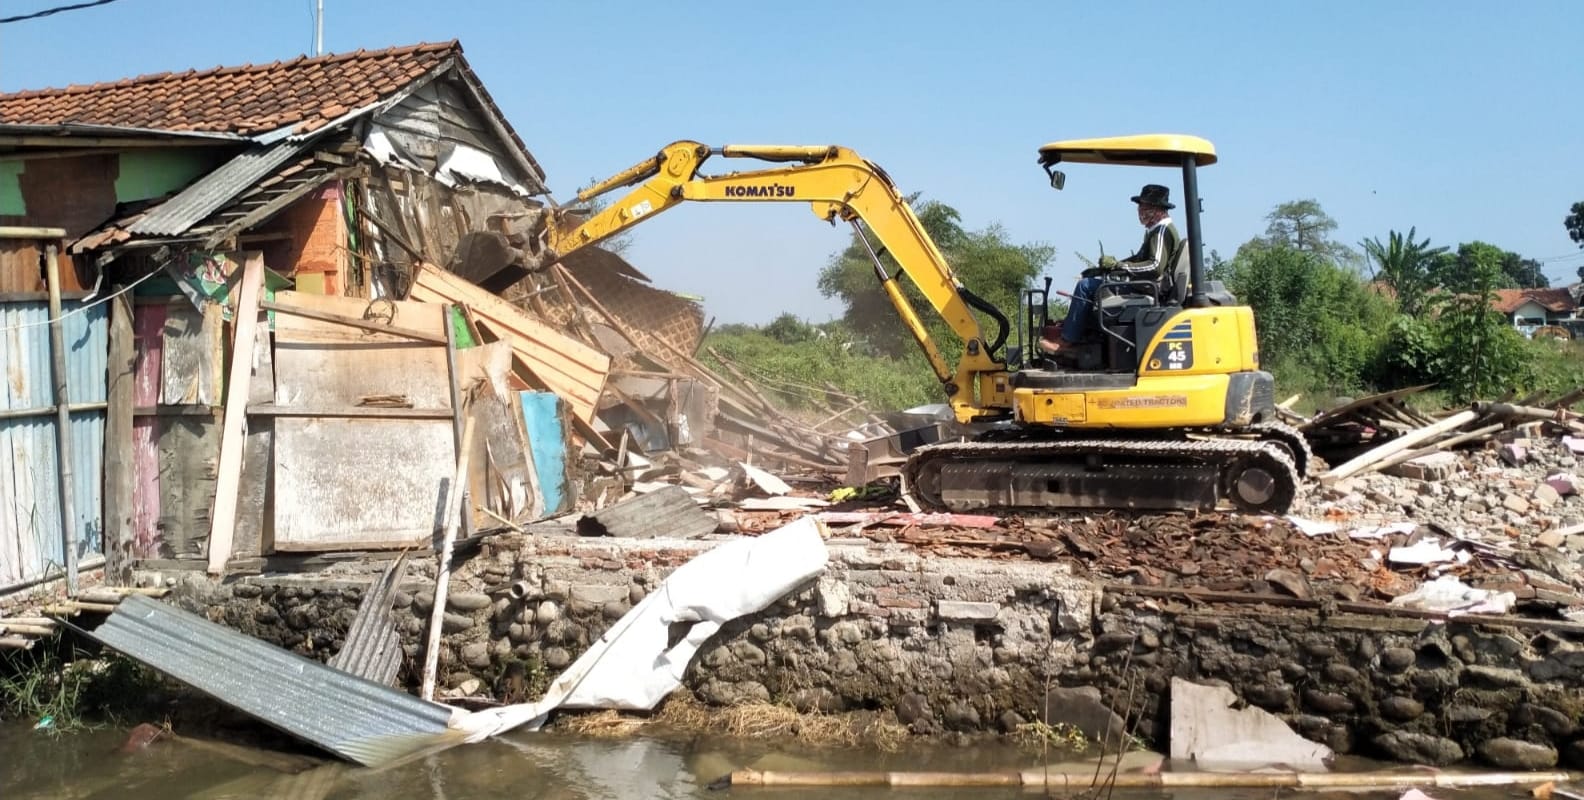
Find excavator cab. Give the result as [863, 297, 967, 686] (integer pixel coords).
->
[1033, 135, 1227, 374]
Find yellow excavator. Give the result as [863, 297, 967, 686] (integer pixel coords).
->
[526, 136, 1307, 514]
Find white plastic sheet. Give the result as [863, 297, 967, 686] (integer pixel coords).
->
[450, 517, 829, 742]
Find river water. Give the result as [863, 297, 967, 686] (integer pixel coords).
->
[0, 721, 1532, 800]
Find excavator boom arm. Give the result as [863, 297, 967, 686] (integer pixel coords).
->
[542, 141, 1009, 419]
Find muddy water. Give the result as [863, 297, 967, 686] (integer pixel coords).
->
[0, 722, 1524, 800]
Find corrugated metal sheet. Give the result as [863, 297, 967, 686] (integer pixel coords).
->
[326, 556, 408, 686]
[128, 139, 308, 236]
[0, 299, 107, 588]
[574, 485, 717, 539]
[87, 595, 456, 766]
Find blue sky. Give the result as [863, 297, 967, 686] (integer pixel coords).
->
[3, 0, 1581, 323]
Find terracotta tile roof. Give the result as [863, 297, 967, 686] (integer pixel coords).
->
[0, 41, 459, 137]
[1493, 287, 1576, 315]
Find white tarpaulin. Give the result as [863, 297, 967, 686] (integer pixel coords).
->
[451, 516, 829, 741]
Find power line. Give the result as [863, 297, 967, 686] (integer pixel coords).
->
[0, 0, 121, 25]
[0, 267, 161, 332]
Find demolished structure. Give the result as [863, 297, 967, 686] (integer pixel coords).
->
[0, 41, 877, 593]
[7, 41, 1584, 788]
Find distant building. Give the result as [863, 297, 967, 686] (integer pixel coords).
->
[1491, 287, 1580, 338]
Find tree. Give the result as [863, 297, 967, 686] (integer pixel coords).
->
[1260, 199, 1359, 269]
[1566, 201, 1584, 249]
[1428, 241, 1546, 293]
[818, 197, 1053, 358]
[763, 312, 818, 344]
[1217, 241, 1394, 387]
[1430, 246, 1533, 401]
[1360, 227, 1447, 316]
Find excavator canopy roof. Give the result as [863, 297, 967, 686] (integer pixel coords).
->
[1037, 134, 1217, 168]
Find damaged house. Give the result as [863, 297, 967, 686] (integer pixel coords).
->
[0, 41, 870, 593]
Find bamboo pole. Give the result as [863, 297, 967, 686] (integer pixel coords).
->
[1319, 409, 1478, 484]
[421, 413, 477, 702]
[44, 601, 118, 614]
[0, 617, 56, 626]
[0, 622, 55, 636]
[87, 586, 167, 596]
[0, 637, 34, 650]
[45, 243, 80, 596]
[727, 768, 1577, 790]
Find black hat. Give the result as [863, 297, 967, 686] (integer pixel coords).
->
[1131, 184, 1175, 209]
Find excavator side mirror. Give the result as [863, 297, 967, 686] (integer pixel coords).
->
[1046, 167, 1066, 191]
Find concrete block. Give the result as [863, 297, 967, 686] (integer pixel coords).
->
[816, 578, 850, 617]
[1383, 451, 1461, 481]
[936, 600, 1000, 623]
[1546, 473, 1579, 496]
[1500, 444, 1528, 466]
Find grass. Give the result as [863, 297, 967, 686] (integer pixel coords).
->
[557, 691, 911, 752]
[0, 642, 167, 735]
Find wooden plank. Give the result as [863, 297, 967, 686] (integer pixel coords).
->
[407, 263, 609, 422]
[159, 302, 222, 405]
[0, 240, 41, 293]
[519, 392, 568, 517]
[131, 303, 165, 559]
[260, 298, 446, 345]
[272, 292, 451, 411]
[207, 251, 264, 575]
[270, 290, 447, 344]
[156, 416, 218, 558]
[234, 311, 277, 560]
[271, 417, 454, 550]
[443, 306, 476, 540]
[103, 289, 136, 583]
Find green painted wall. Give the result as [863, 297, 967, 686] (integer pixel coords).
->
[113, 149, 213, 202]
[0, 161, 24, 215]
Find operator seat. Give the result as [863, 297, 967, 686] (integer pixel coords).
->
[1097, 238, 1189, 316]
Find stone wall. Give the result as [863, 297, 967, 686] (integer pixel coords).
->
[142, 531, 1584, 769]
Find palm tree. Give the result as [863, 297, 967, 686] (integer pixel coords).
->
[1361, 227, 1448, 316]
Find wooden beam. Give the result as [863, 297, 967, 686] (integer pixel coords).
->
[1318, 409, 1479, 484]
[244, 404, 453, 420]
[206, 252, 265, 576]
[258, 299, 447, 345]
[133, 405, 217, 417]
[422, 414, 477, 701]
[103, 289, 136, 584]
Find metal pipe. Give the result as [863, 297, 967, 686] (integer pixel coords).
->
[1181, 159, 1207, 308]
[45, 243, 80, 597]
[0, 401, 109, 421]
[508, 580, 532, 600]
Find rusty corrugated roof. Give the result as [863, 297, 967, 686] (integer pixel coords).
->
[0, 42, 458, 137]
[84, 595, 458, 766]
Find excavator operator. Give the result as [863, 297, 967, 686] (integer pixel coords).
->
[1041, 184, 1182, 356]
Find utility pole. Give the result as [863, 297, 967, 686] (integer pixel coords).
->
[314, 0, 324, 56]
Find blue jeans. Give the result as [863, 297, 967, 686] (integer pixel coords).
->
[1061, 276, 1101, 343]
